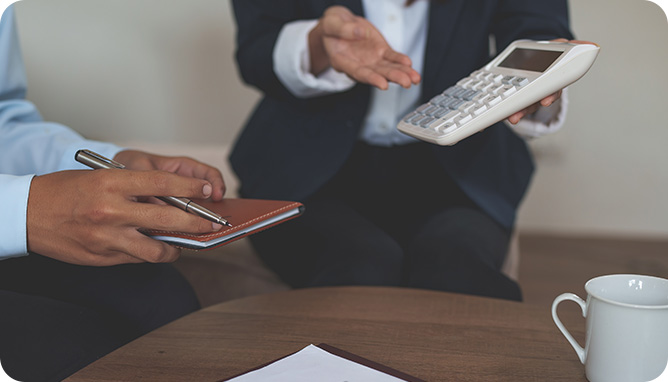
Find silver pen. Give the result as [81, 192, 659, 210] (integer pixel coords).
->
[75, 149, 232, 227]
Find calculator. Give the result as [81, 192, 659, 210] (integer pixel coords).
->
[397, 40, 600, 146]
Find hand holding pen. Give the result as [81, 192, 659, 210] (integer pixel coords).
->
[76, 150, 232, 227]
[26, 149, 228, 266]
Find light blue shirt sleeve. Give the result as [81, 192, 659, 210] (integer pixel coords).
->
[0, 7, 123, 259]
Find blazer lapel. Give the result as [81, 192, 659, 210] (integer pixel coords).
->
[422, 0, 465, 98]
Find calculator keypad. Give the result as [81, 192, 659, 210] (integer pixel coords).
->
[404, 70, 530, 133]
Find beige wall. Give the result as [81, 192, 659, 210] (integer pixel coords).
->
[14, 0, 668, 239]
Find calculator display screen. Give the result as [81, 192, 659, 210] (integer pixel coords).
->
[497, 48, 563, 72]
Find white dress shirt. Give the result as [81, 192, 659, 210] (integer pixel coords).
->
[272, 0, 567, 146]
[0, 7, 122, 259]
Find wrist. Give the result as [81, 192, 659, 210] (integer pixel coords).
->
[308, 21, 330, 76]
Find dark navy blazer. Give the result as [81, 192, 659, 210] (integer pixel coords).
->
[229, 0, 573, 229]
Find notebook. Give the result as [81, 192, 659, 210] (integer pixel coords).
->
[143, 198, 304, 250]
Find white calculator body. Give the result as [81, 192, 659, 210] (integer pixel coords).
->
[397, 40, 600, 146]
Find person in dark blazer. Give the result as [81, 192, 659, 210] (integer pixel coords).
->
[229, 0, 577, 301]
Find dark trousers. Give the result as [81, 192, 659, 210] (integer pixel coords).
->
[0, 254, 200, 382]
[250, 142, 522, 301]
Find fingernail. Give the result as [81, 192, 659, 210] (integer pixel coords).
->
[212, 223, 223, 231]
[203, 184, 212, 197]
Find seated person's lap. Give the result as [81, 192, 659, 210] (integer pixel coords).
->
[0, 254, 199, 382]
[250, 142, 521, 301]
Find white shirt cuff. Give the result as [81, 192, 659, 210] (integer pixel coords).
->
[0, 174, 34, 259]
[273, 19, 356, 98]
[505, 88, 569, 139]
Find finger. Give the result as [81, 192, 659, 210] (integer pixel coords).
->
[188, 163, 226, 201]
[333, 56, 389, 89]
[147, 156, 226, 201]
[117, 170, 213, 200]
[65, 248, 144, 267]
[383, 49, 412, 67]
[115, 231, 182, 263]
[131, 203, 223, 234]
[381, 52, 421, 84]
[375, 62, 421, 88]
[352, 66, 389, 90]
[508, 102, 541, 124]
[507, 111, 523, 125]
[540, 90, 562, 107]
[569, 40, 598, 46]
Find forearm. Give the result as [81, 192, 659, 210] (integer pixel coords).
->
[0, 102, 122, 175]
[273, 20, 355, 98]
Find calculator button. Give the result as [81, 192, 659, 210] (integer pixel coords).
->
[486, 95, 502, 107]
[490, 74, 505, 83]
[410, 114, 428, 126]
[453, 88, 468, 98]
[490, 84, 506, 95]
[480, 82, 496, 92]
[499, 85, 517, 98]
[472, 81, 486, 91]
[458, 101, 477, 114]
[434, 107, 455, 119]
[462, 89, 481, 101]
[502, 76, 515, 84]
[437, 122, 456, 133]
[438, 96, 457, 108]
[443, 86, 462, 97]
[439, 98, 456, 109]
[430, 94, 447, 105]
[471, 92, 487, 103]
[457, 77, 474, 88]
[419, 117, 436, 127]
[423, 105, 440, 116]
[448, 99, 466, 110]
[439, 110, 460, 122]
[471, 70, 485, 79]
[402, 112, 418, 123]
[472, 104, 488, 116]
[512, 77, 529, 87]
[454, 114, 473, 126]
[416, 104, 430, 113]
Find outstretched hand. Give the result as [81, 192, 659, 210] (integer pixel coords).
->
[309, 6, 421, 90]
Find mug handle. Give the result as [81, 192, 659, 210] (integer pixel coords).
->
[551, 293, 587, 364]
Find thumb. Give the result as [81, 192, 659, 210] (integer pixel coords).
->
[322, 6, 367, 40]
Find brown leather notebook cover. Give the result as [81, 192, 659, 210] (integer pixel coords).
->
[219, 343, 426, 382]
[144, 198, 304, 250]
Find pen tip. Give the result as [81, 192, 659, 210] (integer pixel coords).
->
[225, 222, 233, 227]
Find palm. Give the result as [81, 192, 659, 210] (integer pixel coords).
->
[319, 12, 419, 90]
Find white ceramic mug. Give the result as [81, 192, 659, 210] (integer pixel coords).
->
[552, 274, 668, 382]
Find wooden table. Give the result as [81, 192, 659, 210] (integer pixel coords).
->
[66, 287, 587, 381]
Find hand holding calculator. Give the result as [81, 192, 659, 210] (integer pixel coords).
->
[397, 40, 600, 146]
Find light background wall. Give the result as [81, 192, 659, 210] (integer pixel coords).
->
[13, 0, 668, 239]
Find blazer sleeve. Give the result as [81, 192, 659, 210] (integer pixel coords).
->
[491, 0, 574, 51]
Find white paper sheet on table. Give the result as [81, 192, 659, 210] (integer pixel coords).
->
[225, 344, 408, 382]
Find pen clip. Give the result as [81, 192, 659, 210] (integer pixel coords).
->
[77, 149, 126, 169]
